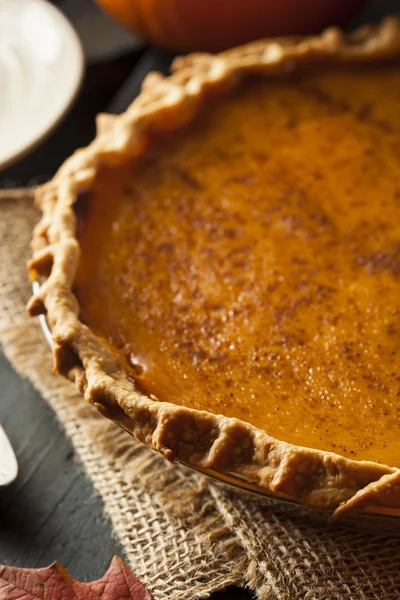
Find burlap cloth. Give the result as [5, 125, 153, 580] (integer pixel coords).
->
[1, 189, 400, 600]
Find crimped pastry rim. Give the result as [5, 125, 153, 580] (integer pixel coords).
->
[28, 17, 400, 518]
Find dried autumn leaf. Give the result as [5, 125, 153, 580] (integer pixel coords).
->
[0, 555, 153, 600]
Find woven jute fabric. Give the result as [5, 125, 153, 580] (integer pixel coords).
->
[1, 189, 400, 600]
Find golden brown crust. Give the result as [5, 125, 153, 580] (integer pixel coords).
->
[28, 17, 400, 517]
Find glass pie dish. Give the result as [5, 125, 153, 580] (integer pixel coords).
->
[28, 18, 400, 536]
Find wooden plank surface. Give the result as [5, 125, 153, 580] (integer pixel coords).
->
[0, 352, 123, 579]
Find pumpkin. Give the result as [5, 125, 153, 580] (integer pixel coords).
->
[95, 0, 368, 53]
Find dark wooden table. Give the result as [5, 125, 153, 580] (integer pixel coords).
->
[0, 0, 395, 597]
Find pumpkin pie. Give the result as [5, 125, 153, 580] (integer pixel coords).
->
[28, 17, 400, 518]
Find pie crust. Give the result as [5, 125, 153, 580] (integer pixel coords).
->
[28, 17, 400, 518]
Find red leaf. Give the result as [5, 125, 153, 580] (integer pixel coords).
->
[0, 555, 153, 600]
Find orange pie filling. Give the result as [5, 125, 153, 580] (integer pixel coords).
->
[75, 64, 400, 468]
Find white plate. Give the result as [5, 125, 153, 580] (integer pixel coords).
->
[0, 425, 18, 486]
[0, 0, 84, 170]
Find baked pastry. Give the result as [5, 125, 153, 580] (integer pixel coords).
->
[28, 17, 400, 518]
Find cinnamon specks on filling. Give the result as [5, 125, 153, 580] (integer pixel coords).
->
[76, 65, 400, 467]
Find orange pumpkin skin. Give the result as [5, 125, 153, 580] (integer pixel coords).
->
[95, 0, 368, 53]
